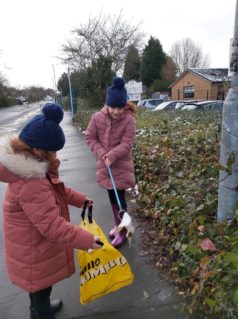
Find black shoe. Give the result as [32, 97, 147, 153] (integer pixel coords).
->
[30, 307, 36, 319]
[29, 299, 63, 318]
[50, 299, 63, 313]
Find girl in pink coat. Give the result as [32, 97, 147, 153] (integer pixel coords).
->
[85, 77, 136, 247]
[0, 103, 100, 319]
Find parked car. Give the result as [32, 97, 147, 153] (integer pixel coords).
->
[174, 102, 187, 110]
[137, 99, 164, 109]
[152, 100, 178, 111]
[181, 103, 201, 110]
[175, 100, 205, 110]
[181, 100, 224, 111]
[40, 99, 55, 110]
[203, 100, 224, 110]
[16, 96, 26, 106]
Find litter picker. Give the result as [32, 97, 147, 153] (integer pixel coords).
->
[107, 165, 134, 247]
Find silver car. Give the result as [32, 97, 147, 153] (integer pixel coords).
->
[137, 99, 164, 109]
[181, 100, 223, 110]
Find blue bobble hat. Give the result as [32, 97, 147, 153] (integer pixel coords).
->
[106, 76, 127, 108]
[19, 103, 65, 151]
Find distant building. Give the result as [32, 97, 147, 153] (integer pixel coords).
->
[152, 91, 169, 100]
[169, 68, 230, 101]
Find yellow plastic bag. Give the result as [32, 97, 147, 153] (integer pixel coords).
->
[77, 204, 134, 304]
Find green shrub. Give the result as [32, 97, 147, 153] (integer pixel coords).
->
[75, 107, 238, 318]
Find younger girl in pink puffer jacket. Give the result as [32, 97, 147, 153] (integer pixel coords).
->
[85, 77, 136, 247]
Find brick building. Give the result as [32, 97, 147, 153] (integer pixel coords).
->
[169, 68, 230, 101]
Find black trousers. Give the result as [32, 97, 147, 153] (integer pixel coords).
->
[29, 286, 54, 319]
[107, 189, 127, 210]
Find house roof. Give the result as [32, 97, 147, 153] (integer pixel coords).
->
[189, 68, 229, 82]
[169, 68, 230, 88]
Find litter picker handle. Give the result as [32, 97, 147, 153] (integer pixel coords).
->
[107, 165, 123, 212]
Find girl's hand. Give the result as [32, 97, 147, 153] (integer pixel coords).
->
[92, 237, 104, 249]
[104, 157, 112, 166]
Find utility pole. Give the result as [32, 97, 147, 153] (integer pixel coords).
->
[52, 64, 57, 102]
[217, 0, 238, 221]
[67, 67, 74, 119]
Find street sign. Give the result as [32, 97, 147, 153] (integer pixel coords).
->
[125, 81, 142, 94]
[128, 93, 141, 101]
[125, 81, 142, 101]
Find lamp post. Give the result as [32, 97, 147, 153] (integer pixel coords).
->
[52, 64, 57, 102]
[67, 67, 74, 120]
[217, 0, 238, 221]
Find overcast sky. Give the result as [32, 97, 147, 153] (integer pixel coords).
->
[0, 0, 236, 89]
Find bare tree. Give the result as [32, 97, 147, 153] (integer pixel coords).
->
[170, 38, 210, 75]
[60, 11, 144, 73]
[0, 71, 6, 86]
[161, 56, 177, 84]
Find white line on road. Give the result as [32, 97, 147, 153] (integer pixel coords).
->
[0, 129, 18, 132]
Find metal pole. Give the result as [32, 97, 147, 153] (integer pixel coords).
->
[217, 0, 238, 221]
[232, 0, 238, 86]
[52, 65, 57, 102]
[67, 67, 74, 119]
[60, 89, 63, 106]
[52, 65, 57, 89]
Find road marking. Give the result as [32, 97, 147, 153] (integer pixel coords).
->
[0, 128, 18, 132]
[0, 107, 40, 135]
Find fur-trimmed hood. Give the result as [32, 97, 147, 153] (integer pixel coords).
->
[0, 136, 48, 183]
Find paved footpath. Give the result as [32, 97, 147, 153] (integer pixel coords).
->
[1, 109, 198, 319]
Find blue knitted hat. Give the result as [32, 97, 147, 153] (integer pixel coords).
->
[106, 77, 127, 108]
[19, 103, 65, 151]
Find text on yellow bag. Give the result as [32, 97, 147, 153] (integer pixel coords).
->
[77, 204, 134, 304]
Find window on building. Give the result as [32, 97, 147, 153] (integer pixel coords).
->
[183, 86, 194, 98]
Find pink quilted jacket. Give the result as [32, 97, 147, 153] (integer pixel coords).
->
[0, 137, 94, 293]
[85, 105, 136, 190]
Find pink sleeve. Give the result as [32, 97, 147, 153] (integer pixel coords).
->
[19, 180, 94, 251]
[65, 186, 87, 208]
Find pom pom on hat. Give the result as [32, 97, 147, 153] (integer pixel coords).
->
[19, 103, 65, 151]
[112, 77, 125, 89]
[42, 103, 64, 124]
[106, 76, 127, 108]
